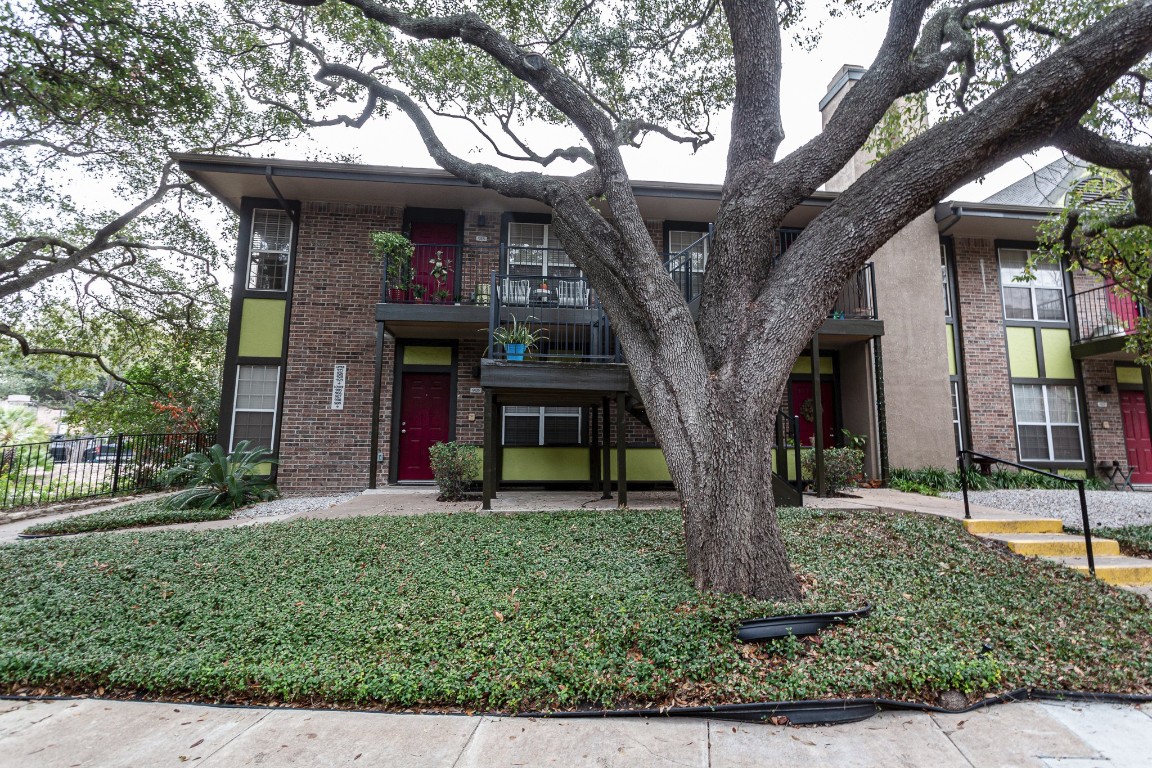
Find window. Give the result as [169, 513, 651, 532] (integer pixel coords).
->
[231, 365, 279, 450]
[668, 228, 709, 299]
[941, 244, 952, 318]
[1012, 384, 1083, 462]
[247, 209, 293, 291]
[951, 381, 963, 452]
[502, 406, 582, 446]
[999, 248, 1065, 322]
[506, 222, 579, 278]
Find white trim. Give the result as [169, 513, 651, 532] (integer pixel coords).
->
[230, 364, 281, 451]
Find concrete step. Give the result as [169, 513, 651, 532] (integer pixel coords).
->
[982, 533, 1121, 557]
[1044, 556, 1152, 585]
[963, 517, 1064, 535]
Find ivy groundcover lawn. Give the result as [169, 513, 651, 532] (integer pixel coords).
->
[1094, 525, 1152, 559]
[21, 500, 231, 536]
[1, 508, 1150, 712]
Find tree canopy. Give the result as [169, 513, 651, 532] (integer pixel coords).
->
[0, 0, 295, 426]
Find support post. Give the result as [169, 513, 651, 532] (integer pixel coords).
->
[590, 405, 601, 489]
[616, 391, 628, 508]
[1142, 365, 1152, 473]
[601, 397, 612, 499]
[368, 319, 386, 489]
[483, 390, 496, 510]
[812, 334, 826, 497]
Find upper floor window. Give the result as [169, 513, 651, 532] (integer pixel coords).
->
[999, 248, 1065, 322]
[506, 222, 580, 278]
[247, 209, 293, 291]
[667, 229, 709, 273]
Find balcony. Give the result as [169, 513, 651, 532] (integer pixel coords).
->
[1068, 283, 1143, 359]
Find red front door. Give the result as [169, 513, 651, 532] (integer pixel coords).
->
[1120, 390, 1152, 483]
[397, 373, 452, 481]
[790, 380, 836, 448]
[410, 222, 458, 303]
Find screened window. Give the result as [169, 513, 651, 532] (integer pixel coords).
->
[247, 209, 293, 291]
[506, 222, 579, 278]
[999, 248, 1065, 322]
[1012, 384, 1083, 462]
[231, 365, 279, 450]
[502, 406, 582, 446]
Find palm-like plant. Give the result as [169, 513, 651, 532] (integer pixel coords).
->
[162, 441, 278, 509]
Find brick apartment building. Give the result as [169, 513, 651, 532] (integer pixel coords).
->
[175, 72, 1152, 500]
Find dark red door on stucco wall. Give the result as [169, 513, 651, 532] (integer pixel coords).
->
[397, 373, 451, 481]
[1120, 390, 1152, 484]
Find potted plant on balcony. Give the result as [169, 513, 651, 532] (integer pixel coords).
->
[429, 251, 451, 303]
[370, 231, 415, 301]
[492, 315, 547, 361]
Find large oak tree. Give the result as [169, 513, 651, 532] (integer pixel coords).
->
[233, 0, 1152, 599]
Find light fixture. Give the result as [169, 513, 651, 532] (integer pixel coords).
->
[477, 214, 487, 227]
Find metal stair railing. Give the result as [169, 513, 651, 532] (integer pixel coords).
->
[958, 449, 1095, 577]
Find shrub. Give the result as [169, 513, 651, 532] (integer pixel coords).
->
[889, 466, 1108, 492]
[162, 441, 278, 509]
[428, 441, 481, 501]
[801, 447, 864, 495]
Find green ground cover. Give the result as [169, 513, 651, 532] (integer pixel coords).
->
[2, 508, 1150, 711]
[1094, 524, 1152, 558]
[21, 499, 231, 536]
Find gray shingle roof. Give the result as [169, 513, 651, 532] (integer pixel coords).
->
[981, 156, 1090, 207]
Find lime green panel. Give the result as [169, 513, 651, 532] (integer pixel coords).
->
[238, 299, 285, 358]
[1040, 328, 1075, 380]
[1006, 327, 1038, 378]
[791, 356, 835, 375]
[1117, 366, 1143, 385]
[769, 448, 799, 481]
[502, 447, 589, 481]
[609, 448, 672, 481]
[403, 346, 452, 366]
[946, 325, 956, 377]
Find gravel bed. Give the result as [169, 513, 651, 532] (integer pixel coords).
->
[232, 493, 360, 520]
[941, 489, 1152, 530]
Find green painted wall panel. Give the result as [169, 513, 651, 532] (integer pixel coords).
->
[1117, 366, 1143, 385]
[502, 447, 589, 481]
[791, 355, 834, 375]
[946, 325, 956, 377]
[1040, 328, 1075, 380]
[608, 448, 672, 481]
[238, 299, 285, 358]
[403, 346, 453, 366]
[1006, 327, 1038, 378]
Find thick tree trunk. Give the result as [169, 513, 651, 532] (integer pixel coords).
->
[675, 392, 802, 602]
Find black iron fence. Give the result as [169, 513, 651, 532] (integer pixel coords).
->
[1068, 282, 1143, 343]
[0, 432, 216, 511]
[486, 273, 622, 362]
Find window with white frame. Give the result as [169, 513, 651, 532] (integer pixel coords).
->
[999, 248, 1065, 322]
[506, 222, 580, 278]
[951, 381, 963, 452]
[1012, 383, 1083, 462]
[502, 406, 582, 446]
[668, 229, 709, 299]
[941, 244, 952, 318]
[231, 365, 280, 450]
[247, 209, 293, 291]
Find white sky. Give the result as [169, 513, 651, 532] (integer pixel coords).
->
[288, 4, 1059, 202]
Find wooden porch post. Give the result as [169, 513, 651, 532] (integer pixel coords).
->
[812, 333, 827, 497]
[616, 391, 628, 508]
[601, 397, 612, 499]
[590, 405, 601, 489]
[483, 390, 496, 510]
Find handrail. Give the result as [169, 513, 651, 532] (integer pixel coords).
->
[957, 449, 1095, 577]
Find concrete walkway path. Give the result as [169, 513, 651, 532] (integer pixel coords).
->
[2, 697, 1149, 767]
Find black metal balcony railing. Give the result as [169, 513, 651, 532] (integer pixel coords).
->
[486, 273, 622, 363]
[831, 263, 878, 320]
[1068, 283, 1144, 344]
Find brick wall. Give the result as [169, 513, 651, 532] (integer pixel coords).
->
[278, 202, 400, 492]
[1080, 360, 1127, 469]
[460, 211, 503, 300]
[952, 237, 1018, 459]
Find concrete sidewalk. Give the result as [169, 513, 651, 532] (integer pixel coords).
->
[2, 697, 1149, 767]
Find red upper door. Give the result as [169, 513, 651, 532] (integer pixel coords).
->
[1119, 390, 1152, 483]
[409, 222, 458, 302]
[1105, 279, 1140, 333]
[396, 372, 452, 481]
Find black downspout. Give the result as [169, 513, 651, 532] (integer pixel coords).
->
[873, 336, 890, 484]
[812, 334, 826, 497]
[368, 317, 386, 489]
